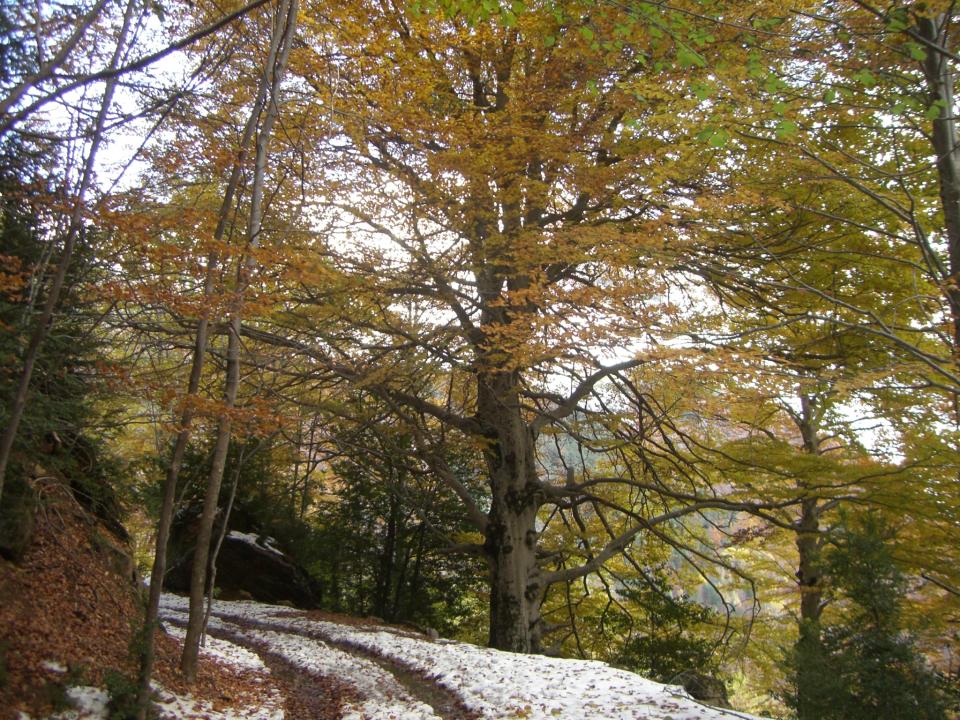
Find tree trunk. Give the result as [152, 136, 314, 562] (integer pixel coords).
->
[919, 15, 960, 351]
[374, 473, 399, 619]
[201, 443, 244, 645]
[793, 394, 825, 720]
[136, 3, 280, 702]
[180, 0, 298, 682]
[478, 368, 544, 653]
[404, 522, 427, 621]
[180, 320, 240, 682]
[794, 496, 824, 720]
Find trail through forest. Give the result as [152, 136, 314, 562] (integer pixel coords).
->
[151, 595, 765, 720]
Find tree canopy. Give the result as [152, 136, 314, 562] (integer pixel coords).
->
[1, 0, 958, 716]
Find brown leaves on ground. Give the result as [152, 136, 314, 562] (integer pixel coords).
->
[0, 483, 141, 719]
[0, 481, 285, 720]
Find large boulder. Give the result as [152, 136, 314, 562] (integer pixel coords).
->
[165, 528, 320, 608]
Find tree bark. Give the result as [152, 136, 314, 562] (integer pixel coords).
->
[374, 469, 400, 619]
[793, 394, 825, 720]
[919, 15, 960, 352]
[478, 367, 544, 652]
[135, 5, 279, 709]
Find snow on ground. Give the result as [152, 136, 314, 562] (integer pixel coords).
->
[46, 610, 284, 720]
[47, 680, 283, 720]
[203, 615, 443, 720]
[226, 531, 287, 559]
[160, 595, 768, 720]
[163, 623, 270, 673]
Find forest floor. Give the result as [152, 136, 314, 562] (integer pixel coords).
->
[0, 483, 765, 720]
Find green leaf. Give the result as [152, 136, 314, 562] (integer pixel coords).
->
[887, 17, 907, 32]
[854, 69, 876, 88]
[708, 128, 730, 147]
[677, 45, 706, 69]
[697, 127, 729, 147]
[544, 34, 556, 47]
[775, 119, 798, 138]
[580, 26, 594, 41]
[907, 42, 927, 62]
[823, 88, 837, 103]
[690, 81, 713, 101]
[886, 9, 908, 32]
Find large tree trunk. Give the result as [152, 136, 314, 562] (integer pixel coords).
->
[794, 496, 824, 720]
[478, 368, 544, 653]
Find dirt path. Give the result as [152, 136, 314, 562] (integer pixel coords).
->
[211, 611, 481, 720]
[162, 605, 480, 720]
[163, 615, 359, 720]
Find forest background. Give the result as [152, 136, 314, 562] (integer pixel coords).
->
[1, 0, 959, 717]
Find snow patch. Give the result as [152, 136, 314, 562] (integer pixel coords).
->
[163, 623, 269, 672]
[226, 531, 286, 559]
[152, 683, 283, 720]
[202, 615, 443, 720]
[49, 686, 109, 719]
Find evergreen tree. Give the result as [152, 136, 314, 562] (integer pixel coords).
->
[612, 571, 720, 683]
[0, 142, 122, 556]
[785, 516, 950, 720]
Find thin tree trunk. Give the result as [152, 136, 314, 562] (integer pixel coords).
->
[404, 521, 427, 621]
[0, 0, 135, 506]
[374, 479, 399, 618]
[793, 394, 826, 720]
[180, 318, 241, 682]
[201, 444, 244, 644]
[920, 15, 960, 352]
[180, 0, 298, 681]
[135, 16, 277, 716]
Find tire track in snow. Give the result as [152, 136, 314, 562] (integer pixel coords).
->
[209, 611, 480, 720]
[162, 602, 462, 720]
[163, 614, 358, 720]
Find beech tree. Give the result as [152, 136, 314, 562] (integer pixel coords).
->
[279, 0, 799, 652]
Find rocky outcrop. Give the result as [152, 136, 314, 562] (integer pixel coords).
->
[165, 528, 320, 608]
[674, 670, 731, 708]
